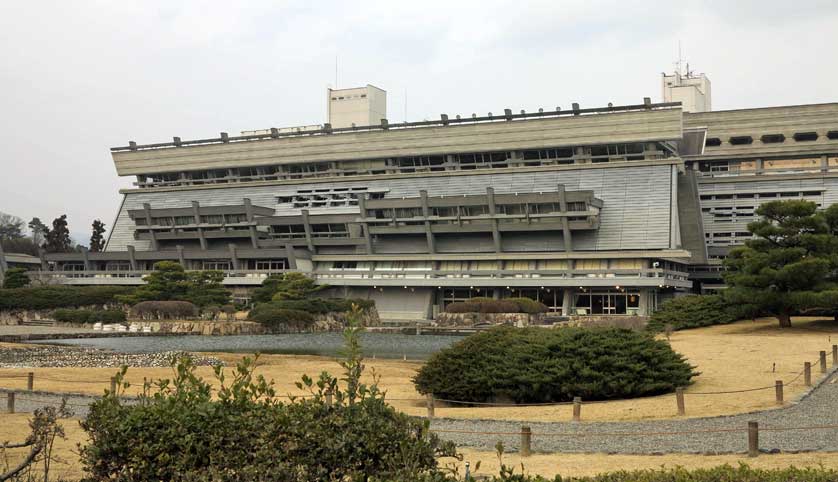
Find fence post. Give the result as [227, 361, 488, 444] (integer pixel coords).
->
[426, 393, 435, 419]
[775, 380, 783, 405]
[572, 397, 582, 422]
[675, 387, 686, 416]
[110, 377, 117, 394]
[820, 351, 827, 374]
[833, 345, 837, 366]
[27, 372, 34, 391]
[521, 426, 532, 457]
[6, 392, 14, 414]
[747, 421, 759, 457]
[325, 389, 333, 407]
[804, 362, 812, 387]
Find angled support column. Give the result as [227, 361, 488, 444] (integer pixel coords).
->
[176, 245, 186, 268]
[228, 244, 240, 270]
[419, 190, 435, 254]
[301, 210, 315, 252]
[486, 187, 502, 252]
[127, 245, 138, 271]
[285, 244, 298, 270]
[557, 184, 573, 252]
[358, 195, 374, 254]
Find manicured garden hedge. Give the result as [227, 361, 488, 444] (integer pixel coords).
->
[52, 309, 126, 324]
[0, 286, 134, 310]
[445, 297, 549, 314]
[130, 301, 199, 320]
[248, 307, 315, 331]
[413, 326, 696, 403]
[646, 295, 739, 332]
[264, 298, 375, 314]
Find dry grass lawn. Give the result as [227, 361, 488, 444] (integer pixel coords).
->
[3, 317, 838, 423]
[4, 413, 838, 480]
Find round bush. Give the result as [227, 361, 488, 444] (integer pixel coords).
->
[506, 297, 549, 314]
[249, 306, 314, 331]
[646, 295, 738, 332]
[413, 326, 697, 403]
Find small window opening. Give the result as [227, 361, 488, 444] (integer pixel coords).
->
[793, 132, 818, 142]
[729, 136, 753, 145]
[760, 134, 785, 144]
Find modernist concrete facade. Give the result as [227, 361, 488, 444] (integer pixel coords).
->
[32, 88, 838, 320]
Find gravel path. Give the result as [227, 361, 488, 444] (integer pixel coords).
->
[431, 370, 838, 454]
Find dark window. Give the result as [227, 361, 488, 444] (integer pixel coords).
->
[705, 137, 722, 147]
[700, 195, 712, 200]
[759, 193, 777, 198]
[715, 194, 733, 200]
[827, 131, 838, 140]
[760, 134, 785, 143]
[736, 193, 754, 199]
[781, 192, 799, 197]
[729, 136, 753, 145]
[802, 191, 822, 196]
[793, 132, 818, 142]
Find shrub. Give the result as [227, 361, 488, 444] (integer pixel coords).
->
[414, 326, 696, 403]
[220, 304, 236, 321]
[646, 295, 738, 332]
[249, 306, 315, 331]
[52, 309, 126, 324]
[265, 297, 375, 314]
[2, 267, 29, 289]
[506, 297, 549, 314]
[444, 302, 481, 313]
[478, 300, 519, 313]
[253, 272, 327, 302]
[0, 286, 133, 310]
[131, 301, 198, 320]
[79, 310, 455, 481]
[444, 298, 545, 314]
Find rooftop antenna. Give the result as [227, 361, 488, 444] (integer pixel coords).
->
[404, 88, 408, 123]
[675, 40, 683, 76]
[335, 56, 338, 88]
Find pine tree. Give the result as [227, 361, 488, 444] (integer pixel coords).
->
[28, 217, 47, 247]
[724, 200, 838, 327]
[43, 215, 72, 253]
[90, 220, 106, 252]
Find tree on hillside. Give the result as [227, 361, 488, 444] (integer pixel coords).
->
[28, 217, 47, 246]
[43, 215, 73, 253]
[723, 200, 838, 327]
[90, 220, 106, 252]
[2, 267, 30, 289]
[0, 212, 25, 240]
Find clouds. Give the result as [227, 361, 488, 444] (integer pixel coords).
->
[1, 0, 836, 244]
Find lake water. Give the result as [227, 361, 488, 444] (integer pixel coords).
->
[32, 333, 463, 360]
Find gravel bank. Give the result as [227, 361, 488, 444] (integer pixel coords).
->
[430, 373, 838, 454]
[0, 345, 223, 368]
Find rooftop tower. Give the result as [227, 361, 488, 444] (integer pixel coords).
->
[327, 84, 387, 128]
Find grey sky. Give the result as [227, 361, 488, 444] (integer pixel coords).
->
[1, 0, 836, 244]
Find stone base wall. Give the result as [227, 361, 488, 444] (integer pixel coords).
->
[0, 305, 123, 325]
[262, 308, 381, 333]
[434, 312, 534, 327]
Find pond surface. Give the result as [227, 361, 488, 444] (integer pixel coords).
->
[32, 333, 462, 360]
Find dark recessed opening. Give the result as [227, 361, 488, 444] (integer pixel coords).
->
[793, 132, 818, 142]
[760, 134, 785, 144]
[827, 131, 838, 140]
[705, 137, 722, 147]
[729, 136, 753, 145]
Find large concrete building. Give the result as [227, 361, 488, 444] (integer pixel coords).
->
[31, 73, 838, 320]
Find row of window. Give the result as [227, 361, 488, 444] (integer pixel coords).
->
[706, 131, 838, 147]
[367, 202, 588, 220]
[700, 191, 822, 201]
[135, 213, 249, 227]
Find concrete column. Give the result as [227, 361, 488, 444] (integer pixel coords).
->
[358, 196, 374, 254]
[191, 201, 201, 224]
[81, 247, 91, 271]
[285, 244, 298, 270]
[755, 158, 764, 175]
[486, 187, 502, 252]
[249, 226, 259, 249]
[557, 184, 573, 252]
[243, 198, 254, 221]
[127, 245, 138, 271]
[198, 229, 208, 250]
[176, 245, 186, 267]
[822, 155, 829, 173]
[149, 231, 159, 251]
[228, 244, 240, 270]
[562, 289, 573, 316]
[419, 190, 435, 254]
[639, 288, 651, 316]
[300, 210, 315, 252]
[142, 203, 153, 226]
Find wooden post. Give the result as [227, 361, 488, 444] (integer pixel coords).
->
[27, 372, 34, 391]
[325, 390, 333, 407]
[804, 362, 812, 387]
[110, 377, 117, 394]
[520, 426, 532, 457]
[572, 397, 582, 422]
[820, 351, 827, 374]
[775, 380, 783, 405]
[676, 387, 685, 416]
[833, 345, 837, 365]
[747, 421, 759, 457]
[426, 393, 435, 419]
[6, 392, 14, 414]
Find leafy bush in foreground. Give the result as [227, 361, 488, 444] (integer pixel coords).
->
[414, 326, 696, 403]
[0, 286, 134, 310]
[80, 309, 455, 482]
[52, 308, 126, 324]
[646, 295, 738, 332]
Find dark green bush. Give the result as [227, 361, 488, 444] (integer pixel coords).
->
[444, 302, 481, 313]
[646, 295, 738, 332]
[479, 300, 519, 313]
[506, 297, 549, 314]
[2, 267, 29, 289]
[414, 326, 696, 403]
[264, 297, 374, 314]
[0, 286, 134, 310]
[130, 301, 198, 320]
[52, 309, 126, 324]
[249, 307, 315, 331]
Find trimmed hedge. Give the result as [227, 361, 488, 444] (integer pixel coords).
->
[647, 295, 738, 332]
[414, 326, 696, 403]
[445, 298, 549, 314]
[264, 297, 375, 314]
[0, 286, 134, 310]
[52, 309, 126, 324]
[131, 301, 199, 320]
[248, 307, 314, 331]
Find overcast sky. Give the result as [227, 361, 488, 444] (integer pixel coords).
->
[1, 0, 836, 245]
